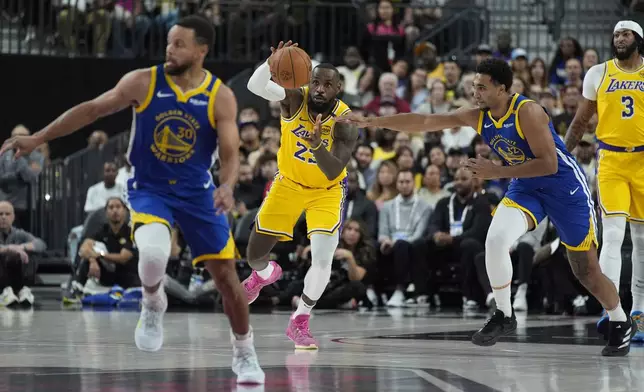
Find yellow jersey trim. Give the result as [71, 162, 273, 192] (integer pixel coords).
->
[476, 111, 484, 135]
[487, 94, 520, 128]
[500, 197, 537, 228]
[207, 78, 223, 129]
[597, 61, 609, 90]
[135, 66, 157, 113]
[561, 217, 597, 251]
[612, 58, 644, 74]
[165, 69, 213, 103]
[310, 99, 340, 124]
[192, 233, 239, 265]
[282, 87, 307, 123]
[514, 99, 533, 140]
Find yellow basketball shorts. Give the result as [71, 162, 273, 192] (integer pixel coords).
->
[255, 174, 347, 241]
[597, 149, 644, 223]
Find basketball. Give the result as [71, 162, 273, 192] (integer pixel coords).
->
[270, 46, 312, 89]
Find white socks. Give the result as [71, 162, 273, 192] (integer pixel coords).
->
[630, 223, 644, 313]
[293, 300, 313, 317]
[607, 302, 627, 322]
[256, 263, 274, 280]
[485, 204, 528, 317]
[599, 216, 626, 290]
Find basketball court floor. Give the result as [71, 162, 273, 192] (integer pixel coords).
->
[0, 306, 641, 391]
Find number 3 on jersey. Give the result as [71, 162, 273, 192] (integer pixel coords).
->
[294, 140, 329, 164]
[622, 95, 635, 119]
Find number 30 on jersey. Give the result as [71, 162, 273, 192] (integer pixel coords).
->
[622, 95, 635, 119]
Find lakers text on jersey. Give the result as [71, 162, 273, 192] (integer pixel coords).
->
[127, 65, 237, 265]
[477, 94, 597, 251]
[255, 87, 351, 241]
[594, 59, 644, 221]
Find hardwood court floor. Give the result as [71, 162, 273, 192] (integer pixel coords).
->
[0, 306, 641, 391]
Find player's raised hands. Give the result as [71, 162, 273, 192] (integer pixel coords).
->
[268, 40, 298, 64]
[464, 155, 500, 179]
[303, 114, 323, 150]
[0, 134, 43, 159]
[337, 112, 372, 128]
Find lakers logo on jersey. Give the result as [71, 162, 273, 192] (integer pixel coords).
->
[490, 134, 527, 165]
[151, 110, 200, 163]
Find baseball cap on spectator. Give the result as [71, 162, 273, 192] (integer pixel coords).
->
[511, 48, 528, 60]
[414, 41, 437, 56]
[476, 44, 493, 55]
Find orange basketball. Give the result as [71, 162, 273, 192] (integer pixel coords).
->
[270, 46, 312, 89]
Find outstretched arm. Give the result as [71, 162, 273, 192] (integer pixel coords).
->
[39, 70, 147, 144]
[306, 117, 360, 180]
[564, 98, 597, 152]
[338, 107, 481, 133]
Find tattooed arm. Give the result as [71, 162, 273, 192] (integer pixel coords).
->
[564, 98, 597, 152]
[308, 121, 360, 180]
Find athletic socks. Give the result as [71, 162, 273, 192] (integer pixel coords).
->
[256, 263, 275, 280]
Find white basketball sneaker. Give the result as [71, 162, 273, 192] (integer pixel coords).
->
[231, 329, 265, 384]
[135, 290, 167, 352]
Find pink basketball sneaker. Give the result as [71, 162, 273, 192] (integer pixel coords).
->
[242, 261, 282, 304]
[286, 314, 319, 350]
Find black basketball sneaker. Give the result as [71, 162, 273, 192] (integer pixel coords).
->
[471, 309, 517, 346]
[601, 316, 638, 357]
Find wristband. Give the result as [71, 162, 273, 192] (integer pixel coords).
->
[311, 142, 324, 151]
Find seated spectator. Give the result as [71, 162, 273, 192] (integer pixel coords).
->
[528, 58, 549, 96]
[414, 41, 444, 81]
[254, 152, 278, 197]
[84, 162, 124, 214]
[344, 169, 379, 238]
[582, 48, 599, 74]
[564, 58, 583, 91]
[553, 84, 580, 136]
[353, 144, 376, 190]
[337, 46, 367, 96]
[65, 197, 139, 302]
[418, 168, 492, 308]
[1, 125, 44, 230]
[575, 140, 598, 195]
[364, 73, 411, 115]
[0, 201, 46, 307]
[338, 74, 362, 109]
[272, 219, 377, 310]
[453, 73, 477, 108]
[474, 44, 493, 67]
[372, 128, 398, 163]
[398, 67, 429, 112]
[367, 160, 399, 210]
[510, 77, 529, 96]
[378, 170, 432, 307]
[87, 130, 109, 150]
[58, 0, 111, 56]
[233, 161, 264, 214]
[417, 164, 450, 209]
[111, 0, 152, 58]
[239, 122, 262, 159]
[238, 106, 261, 123]
[510, 48, 530, 83]
[548, 37, 583, 87]
[442, 59, 462, 99]
[493, 30, 514, 62]
[247, 121, 280, 168]
[391, 59, 410, 89]
[441, 125, 477, 153]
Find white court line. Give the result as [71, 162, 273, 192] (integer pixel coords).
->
[407, 368, 464, 392]
[261, 321, 485, 338]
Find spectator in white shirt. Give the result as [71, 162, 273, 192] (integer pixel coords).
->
[441, 126, 477, 152]
[84, 162, 124, 214]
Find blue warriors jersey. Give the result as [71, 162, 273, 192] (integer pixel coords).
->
[477, 94, 597, 251]
[476, 94, 579, 189]
[127, 65, 222, 193]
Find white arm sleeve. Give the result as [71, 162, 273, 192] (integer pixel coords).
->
[582, 63, 606, 101]
[246, 61, 286, 102]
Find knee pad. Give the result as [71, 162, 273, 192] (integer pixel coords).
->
[486, 204, 527, 251]
[134, 223, 171, 287]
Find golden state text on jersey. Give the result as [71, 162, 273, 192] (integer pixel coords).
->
[278, 86, 351, 188]
[127, 65, 222, 192]
[596, 59, 644, 147]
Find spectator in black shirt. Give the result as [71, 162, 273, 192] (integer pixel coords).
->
[413, 167, 492, 307]
[344, 169, 379, 239]
[234, 161, 264, 213]
[65, 197, 139, 301]
[552, 84, 580, 136]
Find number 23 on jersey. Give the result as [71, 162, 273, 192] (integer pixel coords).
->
[293, 139, 329, 164]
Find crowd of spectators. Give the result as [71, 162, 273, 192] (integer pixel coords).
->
[1, 0, 633, 316]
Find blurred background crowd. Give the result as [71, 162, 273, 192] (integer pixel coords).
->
[1, 0, 641, 315]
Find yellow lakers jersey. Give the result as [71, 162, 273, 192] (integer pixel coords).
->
[596, 59, 644, 147]
[278, 87, 351, 188]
